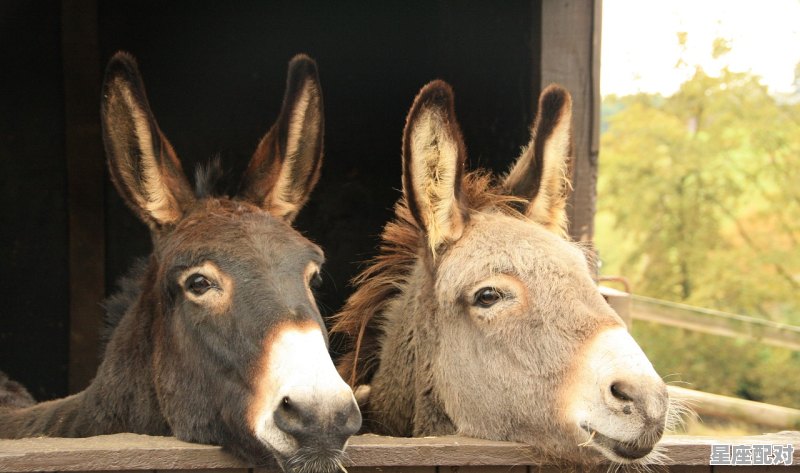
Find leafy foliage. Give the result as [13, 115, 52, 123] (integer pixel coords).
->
[632, 322, 800, 409]
[598, 48, 800, 408]
[599, 67, 800, 322]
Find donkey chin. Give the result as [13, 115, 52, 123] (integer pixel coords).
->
[254, 414, 356, 473]
[564, 326, 670, 465]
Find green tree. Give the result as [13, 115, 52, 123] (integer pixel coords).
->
[597, 42, 800, 409]
[599, 67, 800, 322]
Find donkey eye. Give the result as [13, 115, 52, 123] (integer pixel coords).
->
[473, 287, 503, 308]
[185, 274, 215, 296]
[310, 271, 323, 289]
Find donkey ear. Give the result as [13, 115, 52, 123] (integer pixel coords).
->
[402, 80, 467, 253]
[239, 54, 324, 223]
[101, 52, 194, 229]
[503, 84, 573, 235]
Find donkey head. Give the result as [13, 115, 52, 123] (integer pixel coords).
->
[101, 53, 360, 471]
[395, 81, 669, 463]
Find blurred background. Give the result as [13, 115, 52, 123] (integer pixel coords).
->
[1, 0, 798, 435]
[598, 0, 800, 433]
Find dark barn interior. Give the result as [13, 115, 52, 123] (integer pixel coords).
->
[0, 0, 598, 401]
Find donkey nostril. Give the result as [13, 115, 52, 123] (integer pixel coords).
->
[610, 382, 633, 402]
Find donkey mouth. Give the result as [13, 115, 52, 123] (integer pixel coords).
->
[279, 446, 346, 473]
[580, 423, 654, 461]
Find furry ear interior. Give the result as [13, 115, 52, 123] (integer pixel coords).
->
[503, 84, 573, 235]
[402, 80, 467, 253]
[101, 51, 194, 229]
[239, 54, 324, 223]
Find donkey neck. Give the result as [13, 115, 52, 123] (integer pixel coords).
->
[366, 261, 456, 437]
[83, 293, 169, 434]
[0, 278, 168, 438]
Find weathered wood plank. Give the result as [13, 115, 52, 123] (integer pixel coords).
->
[1, 433, 799, 472]
[347, 467, 436, 473]
[715, 468, 792, 472]
[662, 432, 800, 466]
[441, 465, 526, 473]
[342, 435, 539, 467]
[164, 469, 249, 473]
[539, 0, 601, 249]
[0, 434, 247, 471]
[661, 467, 710, 473]
[251, 467, 280, 473]
[61, 0, 106, 393]
[67, 470, 154, 473]
[715, 468, 791, 473]
[65, 470, 154, 473]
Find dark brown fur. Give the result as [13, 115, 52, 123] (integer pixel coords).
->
[0, 52, 359, 473]
[0, 372, 35, 409]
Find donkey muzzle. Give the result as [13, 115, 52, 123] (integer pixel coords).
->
[274, 388, 362, 450]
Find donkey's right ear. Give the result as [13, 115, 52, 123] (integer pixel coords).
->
[239, 54, 324, 223]
[101, 52, 194, 229]
[502, 85, 572, 236]
[402, 80, 468, 254]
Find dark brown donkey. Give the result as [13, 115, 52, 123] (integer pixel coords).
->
[0, 53, 361, 473]
[333, 82, 676, 467]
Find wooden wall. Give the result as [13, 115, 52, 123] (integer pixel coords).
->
[0, 0, 600, 397]
[0, 0, 70, 401]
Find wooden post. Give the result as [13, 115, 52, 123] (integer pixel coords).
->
[538, 0, 602, 251]
[62, 0, 104, 393]
[599, 285, 632, 328]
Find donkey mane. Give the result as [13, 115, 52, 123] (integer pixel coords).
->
[332, 171, 526, 386]
[194, 156, 226, 199]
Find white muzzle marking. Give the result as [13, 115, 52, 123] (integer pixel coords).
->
[565, 326, 667, 460]
[250, 324, 356, 456]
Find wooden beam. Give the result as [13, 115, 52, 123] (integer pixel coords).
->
[61, 0, 105, 393]
[1, 433, 799, 471]
[600, 285, 632, 327]
[538, 0, 602, 247]
[631, 296, 800, 351]
[669, 386, 800, 430]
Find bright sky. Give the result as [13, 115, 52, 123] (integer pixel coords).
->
[601, 0, 800, 97]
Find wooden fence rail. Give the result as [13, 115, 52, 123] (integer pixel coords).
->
[599, 285, 800, 351]
[601, 287, 800, 428]
[1, 433, 799, 473]
[669, 386, 800, 430]
[629, 295, 800, 351]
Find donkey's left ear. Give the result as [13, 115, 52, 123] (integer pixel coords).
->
[402, 80, 468, 254]
[239, 54, 324, 222]
[503, 84, 573, 236]
[101, 52, 195, 230]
